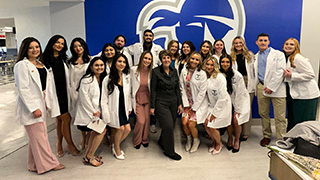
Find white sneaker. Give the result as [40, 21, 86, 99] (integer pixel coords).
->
[150, 125, 157, 133]
[190, 138, 200, 153]
[185, 135, 192, 152]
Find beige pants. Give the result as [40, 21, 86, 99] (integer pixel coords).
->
[257, 83, 287, 139]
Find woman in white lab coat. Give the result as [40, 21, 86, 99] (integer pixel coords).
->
[180, 51, 207, 153]
[212, 39, 228, 64]
[131, 51, 153, 149]
[219, 55, 250, 153]
[100, 43, 117, 74]
[74, 57, 107, 167]
[14, 37, 65, 174]
[40, 35, 80, 157]
[68, 37, 91, 150]
[101, 54, 131, 160]
[282, 38, 320, 131]
[203, 56, 232, 155]
[230, 36, 255, 141]
[199, 40, 212, 61]
[178, 41, 195, 75]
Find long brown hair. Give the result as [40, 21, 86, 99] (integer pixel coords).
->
[136, 51, 153, 77]
[167, 40, 180, 60]
[282, 38, 300, 68]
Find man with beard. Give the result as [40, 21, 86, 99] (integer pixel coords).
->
[126, 29, 163, 68]
[126, 29, 163, 134]
[113, 35, 133, 67]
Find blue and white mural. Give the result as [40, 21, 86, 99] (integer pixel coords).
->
[85, 0, 303, 117]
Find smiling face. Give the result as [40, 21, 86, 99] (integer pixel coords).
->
[283, 39, 296, 55]
[182, 43, 191, 56]
[115, 56, 126, 72]
[205, 59, 214, 75]
[233, 38, 244, 52]
[53, 38, 65, 53]
[169, 42, 178, 55]
[28, 41, 41, 60]
[189, 53, 201, 69]
[201, 42, 210, 55]
[220, 57, 231, 72]
[104, 46, 116, 58]
[142, 53, 152, 68]
[256, 36, 270, 52]
[143, 32, 154, 43]
[161, 55, 171, 68]
[73, 41, 84, 56]
[214, 41, 224, 54]
[92, 59, 105, 76]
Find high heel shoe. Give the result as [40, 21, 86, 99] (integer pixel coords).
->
[226, 145, 233, 151]
[67, 146, 81, 156]
[232, 142, 240, 153]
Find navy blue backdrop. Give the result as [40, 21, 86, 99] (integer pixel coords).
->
[85, 0, 303, 118]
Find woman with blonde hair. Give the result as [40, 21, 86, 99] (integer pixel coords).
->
[131, 51, 153, 149]
[230, 36, 255, 141]
[282, 38, 320, 131]
[203, 56, 232, 155]
[180, 51, 207, 153]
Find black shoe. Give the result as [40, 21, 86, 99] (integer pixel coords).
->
[142, 143, 149, 148]
[164, 152, 182, 161]
[226, 145, 233, 151]
[232, 142, 241, 153]
[134, 144, 141, 149]
[240, 135, 248, 142]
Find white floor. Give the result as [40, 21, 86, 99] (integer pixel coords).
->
[0, 80, 276, 180]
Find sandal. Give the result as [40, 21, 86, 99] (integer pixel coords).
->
[87, 157, 103, 167]
[53, 164, 66, 171]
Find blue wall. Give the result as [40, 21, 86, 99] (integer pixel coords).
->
[85, 0, 303, 118]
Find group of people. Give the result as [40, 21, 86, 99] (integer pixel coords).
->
[14, 29, 320, 173]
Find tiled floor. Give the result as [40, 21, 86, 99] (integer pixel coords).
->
[0, 81, 275, 180]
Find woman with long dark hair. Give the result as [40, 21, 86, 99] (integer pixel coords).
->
[178, 41, 195, 75]
[14, 37, 65, 174]
[68, 37, 91, 150]
[219, 55, 250, 153]
[40, 35, 80, 157]
[74, 57, 107, 167]
[101, 54, 131, 160]
[100, 43, 117, 74]
[199, 40, 212, 61]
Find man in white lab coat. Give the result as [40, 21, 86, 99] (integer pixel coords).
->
[126, 29, 163, 133]
[126, 29, 163, 68]
[254, 33, 287, 146]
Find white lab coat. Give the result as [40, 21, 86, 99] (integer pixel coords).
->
[14, 59, 60, 125]
[206, 73, 232, 129]
[180, 67, 208, 124]
[232, 53, 256, 93]
[69, 63, 90, 117]
[254, 48, 286, 97]
[74, 76, 102, 126]
[130, 66, 150, 113]
[230, 70, 250, 125]
[285, 54, 320, 99]
[126, 42, 163, 68]
[101, 73, 132, 128]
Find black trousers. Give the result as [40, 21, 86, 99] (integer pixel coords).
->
[155, 99, 178, 156]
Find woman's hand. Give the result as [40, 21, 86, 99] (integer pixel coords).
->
[283, 68, 292, 78]
[33, 109, 42, 118]
[93, 111, 100, 118]
[150, 108, 155, 115]
[177, 104, 182, 115]
[209, 114, 216, 122]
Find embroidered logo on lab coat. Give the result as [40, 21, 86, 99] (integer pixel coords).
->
[126, 77, 129, 84]
[211, 90, 217, 96]
[195, 74, 201, 80]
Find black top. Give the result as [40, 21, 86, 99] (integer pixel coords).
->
[236, 54, 247, 76]
[178, 62, 184, 75]
[150, 65, 182, 108]
[37, 67, 47, 91]
[51, 57, 68, 114]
